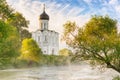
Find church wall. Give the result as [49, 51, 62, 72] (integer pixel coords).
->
[32, 30, 59, 55]
[32, 9, 59, 55]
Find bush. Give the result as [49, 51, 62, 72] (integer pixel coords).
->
[112, 76, 120, 80]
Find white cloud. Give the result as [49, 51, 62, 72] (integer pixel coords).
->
[109, 0, 118, 5]
[115, 5, 120, 13]
[7, 0, 88, 31]
[6, 0, 120, 49]
[6, 0, 90, 49]
[83, 0, 92, 4]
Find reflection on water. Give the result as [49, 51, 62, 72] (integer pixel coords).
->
[0, 62, 119, 80]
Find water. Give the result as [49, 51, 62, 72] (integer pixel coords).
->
[0, 62, 119, 80]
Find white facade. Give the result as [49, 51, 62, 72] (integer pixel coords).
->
[32, 9, 59, 55]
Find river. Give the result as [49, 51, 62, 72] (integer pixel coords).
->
[0, 62, 119, 80]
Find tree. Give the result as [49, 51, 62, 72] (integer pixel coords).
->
[59, 48, 72, 56]
[0, 0, 30, 41]
[0, 0, 14, 21]
[0, 0, 31, 68]
[21, 29, 31, 41]
[7, 12, 30, 41]
[19, 38, 42, 64]
[62, 16, 120, 73]
[0, 20, 20, 66]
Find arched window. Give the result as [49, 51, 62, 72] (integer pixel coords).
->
[44, 51, 46, 54]
[52, 49, 54, 54]
[38, 36, 40, 42]
[44, 23, 46, 29]
[41, 23, 43, 29]
[45, 35, 47, 42]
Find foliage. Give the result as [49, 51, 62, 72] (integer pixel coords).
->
[0, 0, 31, 42]
[0, 20, 20, 67]
[21, 29, 31, 41]
[38, 54, 69, 66]
[0, 0, 14, 20]
[7, 12, 31, 41]
[62, 15, 120, 73]
[8, 12, 29, 28]
[0, 0, 32, 69]
[112, 76, 120, 80]
[59, 48, 72, 56]
[15, 54, 70, 67]
[19, 38, 42, 63]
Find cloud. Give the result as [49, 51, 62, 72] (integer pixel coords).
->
[109, 0, 118, 5]
[115, 5, 120, 13]
[6, 0, 120, 48]
[6, 0, 89, 49]
[7, 0, 87, 32]
[83, 0, 92, 4]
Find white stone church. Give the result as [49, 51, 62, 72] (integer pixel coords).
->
[32, 6, 59, 55]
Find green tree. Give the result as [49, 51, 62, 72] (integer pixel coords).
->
[0, 20, 20, 67]
[0, 0, 31, 68]
[62, 16, 120, 73]
[21, 29, 31, 41]
[0, 0, 14, 21]
[0, 0, 30, 41]
[59, 48, 72, 56]
[19, 38, 42, 64]
[7, 12, 30, 41]
[112, 76, 120, 80]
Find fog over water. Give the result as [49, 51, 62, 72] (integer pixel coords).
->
[0, 62, 119, 80]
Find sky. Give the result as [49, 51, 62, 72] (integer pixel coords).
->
[6, 0, 120, 48]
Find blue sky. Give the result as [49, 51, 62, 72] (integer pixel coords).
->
[6, 0, 120, 48]
[34, 0, 120, 20]
[6, 0, 120, 30]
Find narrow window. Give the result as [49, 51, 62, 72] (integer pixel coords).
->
[44, 51, 46, 53]
[41, 23, 43, 29]
[38, 36, 40, 42]
[52, 49, 54, 54]
[44, 23, 46, 29]
[45, 35, 47, 42]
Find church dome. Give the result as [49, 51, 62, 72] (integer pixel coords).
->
[40, 11, 49, 20]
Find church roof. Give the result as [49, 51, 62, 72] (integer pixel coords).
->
[40, 4, 49, 20]
[40, 11, 49, 20]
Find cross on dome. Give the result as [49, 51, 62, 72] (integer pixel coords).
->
[39, 4, 49, 20]
[43, 4, 45, 12]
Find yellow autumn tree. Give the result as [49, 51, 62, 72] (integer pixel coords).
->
[59, 48, 72, 57]
[19, 38, 42, 63]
